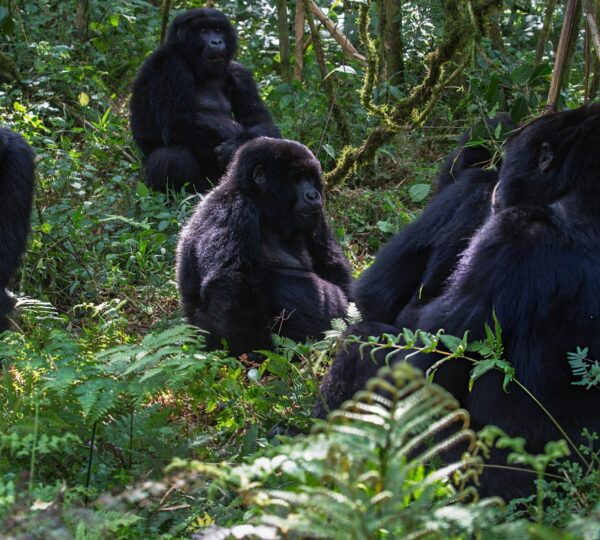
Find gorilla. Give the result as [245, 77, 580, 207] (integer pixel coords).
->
[176, 137, 352, 356]
[130, 8, 281, 193]
[0, 127, 35, 332]
[317, 104, 600, 499]
[355, 113, 516, 327]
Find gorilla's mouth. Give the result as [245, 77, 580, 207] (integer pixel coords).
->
[206, 52, 226, 62]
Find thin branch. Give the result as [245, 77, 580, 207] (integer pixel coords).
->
[308, 1, 366, 64]
[547, 0, 580, 111]
[294, 0, 306, 82]
[583, 0, 600, 62]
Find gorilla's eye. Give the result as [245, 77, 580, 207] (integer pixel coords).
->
[253, 165, 266, 187]
[538, 141, 554, 172]
[199, 27, 209, 33]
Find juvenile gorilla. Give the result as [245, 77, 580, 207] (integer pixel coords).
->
[355, 114, 515, 326]
[0, 127, 35, 331]
[176, 138, 352, 356]
[318, 105, 600, 499]
[130, 8, 280, 193]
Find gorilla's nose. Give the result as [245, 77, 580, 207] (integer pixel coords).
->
[210, 38, 224, 48]
[304, 189, 321, 204]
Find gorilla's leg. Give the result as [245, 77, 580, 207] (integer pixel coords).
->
[314, 321, 400, 419]
[266, 268, 349, 343]
[0, 289, 16, 332]
[144, 146, 211, 192]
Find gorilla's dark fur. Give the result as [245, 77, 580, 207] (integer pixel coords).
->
[176, 137, 352, 356]
[130, 8, 280, 193]
[0, 127, 35, 331]
[355, 113, 516, 326]
[317, 105, 600, 499]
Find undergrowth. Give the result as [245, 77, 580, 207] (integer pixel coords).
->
[0, 0, 597, 538]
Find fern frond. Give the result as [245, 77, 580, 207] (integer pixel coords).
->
[14, 296, 61, 321]
[180, 363, 497, 539]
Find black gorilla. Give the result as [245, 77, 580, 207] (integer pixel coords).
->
[176, 137, 352, 356]
[0, 128, 35, 332]
[130, 8, 280, 193]
[318, 105, 600, 499]
[355, 114, 515, 326]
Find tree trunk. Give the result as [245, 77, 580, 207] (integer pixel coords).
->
[74, 0, 89, 41]
[304, 0, 350, 143]
[294, 1, 306, 82]
[381, 0, 404, 84]
[276, 0, 292, 82]
[535, 0, 558, 67]
[486, 13, 505, 53]
[563, 0, 583, 86]
[160, 0, 172, 44]
[590, 0, 600, 97]
[547, 0, 581, 110]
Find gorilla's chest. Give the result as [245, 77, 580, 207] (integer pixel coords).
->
[195, 82, 232, 116]
[260, 233, 314, 272]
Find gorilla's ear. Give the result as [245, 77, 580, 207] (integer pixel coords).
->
[538, 142, 554, 171]
[253, 164, 266, 188]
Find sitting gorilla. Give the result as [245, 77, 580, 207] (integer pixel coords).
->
[317, 105, 600, 499]
[0, 127, 35, 331]
[130, 8, 281, 193]
[176, 137, 352, 356]
[355, 114, 515, 326]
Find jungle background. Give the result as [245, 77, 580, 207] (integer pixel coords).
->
[0, 0, 599, 538]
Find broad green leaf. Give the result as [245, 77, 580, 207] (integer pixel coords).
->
[409, 183, 431, 203]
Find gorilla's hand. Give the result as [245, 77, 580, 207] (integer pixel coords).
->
[215, 135, 247, 168]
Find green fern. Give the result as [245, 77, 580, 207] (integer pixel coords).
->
[178, 363, 503, 539]
[567, 347, 600, 389]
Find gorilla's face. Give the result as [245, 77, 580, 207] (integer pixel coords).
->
[252, 164, 323, 233]
[198, 27, 227, 63]
[495, 104, 600, 210]
[292, 177, 323, 231]
[170, 9, 237, 76]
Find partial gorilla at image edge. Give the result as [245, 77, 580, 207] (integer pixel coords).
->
[354, 113, 516, 326]
[317, 105, 600, 499]
[130, 8, 280, 193]
[176, 137, 352, 356]
[0, 127, 35, 332]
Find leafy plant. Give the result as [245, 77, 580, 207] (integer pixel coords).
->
[176, 363, 502, 539]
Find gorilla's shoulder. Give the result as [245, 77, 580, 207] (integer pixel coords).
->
[226, 61, 253, 81]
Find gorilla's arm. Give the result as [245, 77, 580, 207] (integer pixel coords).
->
[307, 219, 353, 296]
[410, 204, 584, 404]
[178, 191, 272, 355]
[354, 230, 430, 325]
[215, 62, 281, 163]
[133, 49, 200, 147]
[0, 130, 35, 292]
[227, 62, 280, 137]
[356, 169, 497, 325]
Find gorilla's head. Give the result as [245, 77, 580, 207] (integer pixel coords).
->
[227, 138, 325, 235]
[168, 8, 237, 76]
[494, 104, 600, 213]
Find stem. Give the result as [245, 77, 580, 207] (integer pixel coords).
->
[537, 469, 544, 523]
[84, 420, 98, 504]
[511, 379, 589, 467]
[305, 351, 331, 417]
[128, 409, 134, 469]
[358, 338, 590, 467]
[28, 393, 40, 498]
[483, 463, 563, 481]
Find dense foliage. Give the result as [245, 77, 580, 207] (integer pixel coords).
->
[0, 0, 598, 538]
